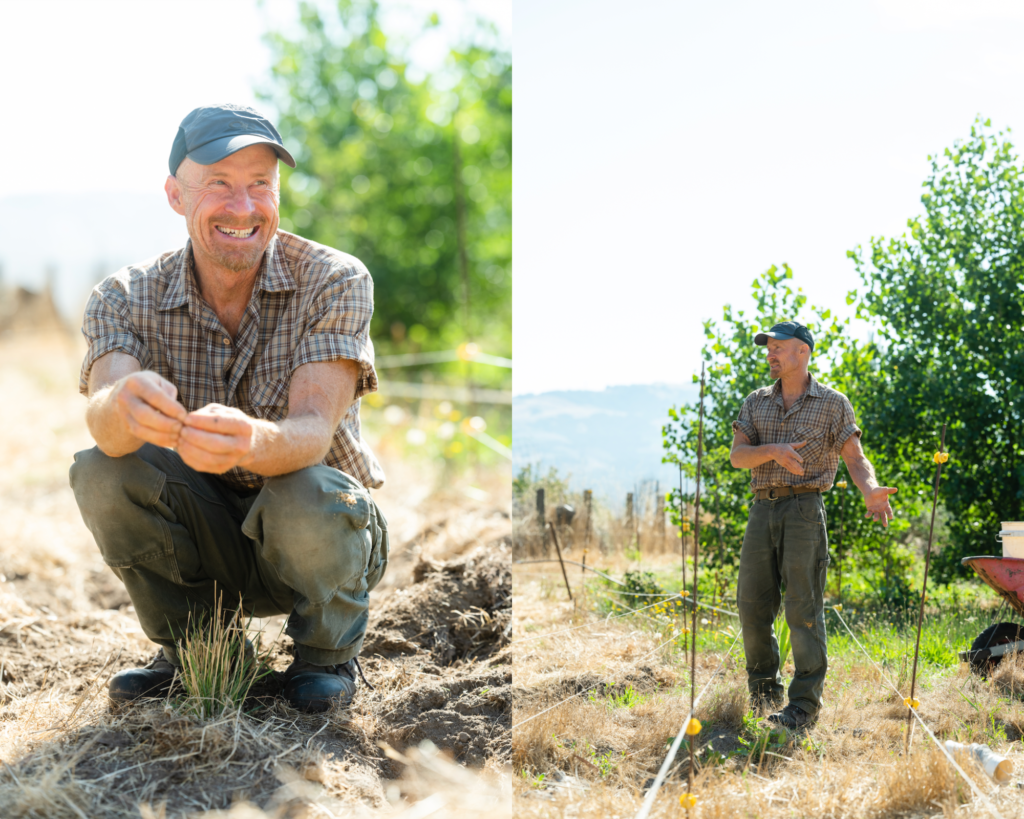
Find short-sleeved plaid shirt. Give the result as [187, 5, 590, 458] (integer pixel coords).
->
[80, 230, 385, 492]
[731, 374, 860, 492]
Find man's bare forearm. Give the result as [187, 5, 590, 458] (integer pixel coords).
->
[844, 451, 878, 497]
[86, 383, 147, 457]
[730, 442, 780, 469]
[242, 413, 337, 477]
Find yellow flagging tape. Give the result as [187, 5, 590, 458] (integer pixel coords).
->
[685, 718, 702, 736]
[836, 480, 848, 489]
[833, 604, 843, 612]
[933, 451, 949, 464]
[904, 697, 920, 709]
[679, 793, 697, 809]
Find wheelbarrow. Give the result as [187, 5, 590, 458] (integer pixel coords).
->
[958, 554, 1024, 675]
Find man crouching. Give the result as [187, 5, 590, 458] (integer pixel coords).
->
[70, 104, 388, 712]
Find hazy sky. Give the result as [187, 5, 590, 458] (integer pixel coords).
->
[0, 0, 510, 199]
[513, 0, 1024, 395]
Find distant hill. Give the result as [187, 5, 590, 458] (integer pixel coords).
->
[513, 383, 702, 510]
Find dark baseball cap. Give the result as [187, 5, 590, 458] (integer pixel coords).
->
[754, 321, 815, 351]
[169, 104, 296, 175]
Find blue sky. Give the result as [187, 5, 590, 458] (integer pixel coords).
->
[513, 0, 1024, 394]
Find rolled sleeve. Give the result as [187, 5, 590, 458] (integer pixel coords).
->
[732, 394, 759, 446]
[831, 394, 861, 453]
[294, 267, 378, 398]
[78, 284, 150, 395]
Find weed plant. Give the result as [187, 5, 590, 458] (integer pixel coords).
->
[174, 592, 275, 719]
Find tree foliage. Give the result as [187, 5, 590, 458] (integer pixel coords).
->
[664, 118, 1024, 590]
[260, 0, 511, 363]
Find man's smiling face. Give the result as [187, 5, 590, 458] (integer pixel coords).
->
[765, 336, 808, 380]
[165, 144, 280, 276]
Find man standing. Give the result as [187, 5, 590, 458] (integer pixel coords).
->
[70, 104, 389, 712]
[729, 321, 896, 729]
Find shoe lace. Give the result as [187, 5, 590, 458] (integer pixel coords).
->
[350, 657, 374, 691]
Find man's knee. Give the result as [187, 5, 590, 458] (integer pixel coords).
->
[70, 446, 171, 569]
[244, 467, 379, 604]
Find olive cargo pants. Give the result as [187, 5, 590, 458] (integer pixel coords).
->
[736, 492, 830, 716]
[70, 444, 388, 667]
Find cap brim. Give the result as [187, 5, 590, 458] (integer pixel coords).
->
[186, 134, 296, 168]
[754, 331, 796, 346]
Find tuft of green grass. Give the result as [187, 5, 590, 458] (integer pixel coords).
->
[174, 592, 275, 719]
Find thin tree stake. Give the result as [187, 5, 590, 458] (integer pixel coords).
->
[678, 464, 687, 600]
[689, 362, 706, 792]
[906, 423, 947, 752]
[837, 471, 846, 605]
[547, 522, 573, 602]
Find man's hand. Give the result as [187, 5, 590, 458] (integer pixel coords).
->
[773, 441, 808, 476]
[864, 485, 898, 527]
[111, 371, 188, 448]
[179, 404, 257, 474]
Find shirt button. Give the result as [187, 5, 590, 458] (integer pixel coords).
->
[222, 337, 230, 345]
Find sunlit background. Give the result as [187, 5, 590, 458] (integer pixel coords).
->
[0, 0, 511, 478]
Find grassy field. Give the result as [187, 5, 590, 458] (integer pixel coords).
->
[0, 329, 512, 818]
[511, 552, 1024, 819]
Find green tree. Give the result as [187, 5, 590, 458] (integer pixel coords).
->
[849, 118, 1024, 580]
[260, 0, 511, 370]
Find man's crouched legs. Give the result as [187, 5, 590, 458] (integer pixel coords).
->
[70, 444, 388, 710]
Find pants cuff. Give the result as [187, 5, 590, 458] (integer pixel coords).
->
[294, 642, 359, 666]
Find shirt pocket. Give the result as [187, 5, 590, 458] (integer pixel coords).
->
[795, 424, 828, 466]
[249, 374, 290, 421]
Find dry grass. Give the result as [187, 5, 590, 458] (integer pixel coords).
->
[512, 565, 1024, 819]
[0, 329, 511, 818]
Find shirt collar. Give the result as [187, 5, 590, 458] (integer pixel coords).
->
[769, 373, 823, 398]
[158, 234, 295, 312]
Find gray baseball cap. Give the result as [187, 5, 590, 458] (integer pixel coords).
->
[169, 104, 296, 175]
[754, 320, 815, 351]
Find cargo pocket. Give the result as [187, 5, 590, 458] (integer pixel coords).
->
[365, 501, 390, 592]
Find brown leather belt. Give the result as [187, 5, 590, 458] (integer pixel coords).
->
[754, 486, 821, 500]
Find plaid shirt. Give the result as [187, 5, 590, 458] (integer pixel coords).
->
[80, 230, 385, 492]
[732, 375, 860, 492]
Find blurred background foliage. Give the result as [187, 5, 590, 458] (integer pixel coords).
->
[663, 118, 1024, 588]
[258, 0, 511, 474]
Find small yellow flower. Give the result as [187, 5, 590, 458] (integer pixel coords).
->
[680, 793, 698, 809]
[904, 697, 920, 709]
[933, 451, 949, 464]
[685, 718, 702, 735]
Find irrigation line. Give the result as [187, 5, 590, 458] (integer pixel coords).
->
[907, 423, 947, 751]
[829, 607, 1005, 819]
[633, 628, 744, 819]
[511, 594, 684, 645]
[513, 559, 626, 587]
[515, 627, 690, 729]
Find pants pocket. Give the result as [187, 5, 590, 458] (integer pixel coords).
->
[365, 502, 390, 592]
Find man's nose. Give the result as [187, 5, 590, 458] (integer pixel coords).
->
[223, 186, 257, 216]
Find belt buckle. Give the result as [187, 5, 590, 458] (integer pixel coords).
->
[768, 488, 778, 500]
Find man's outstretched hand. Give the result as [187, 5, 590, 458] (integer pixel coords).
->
[179, 404, 256, 474]
[864, 485, 898, 527]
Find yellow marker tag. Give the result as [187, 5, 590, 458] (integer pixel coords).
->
[836, 480, 848, 489]
[833, 604, 843, 612]
[904, 697, 920, 709]
[680, 793, 697, 809]
[933, 451, 949, 464]
[685, 718, 702, 735]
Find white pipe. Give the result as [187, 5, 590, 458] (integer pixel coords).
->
[944, 741, 1013, 785]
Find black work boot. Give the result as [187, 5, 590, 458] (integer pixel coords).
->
[766, 703, 817, 730]
[282, 657, 362, 713]
[109, 651, 178, 702]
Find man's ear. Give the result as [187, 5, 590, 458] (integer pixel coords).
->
[165, 174, 186, 216]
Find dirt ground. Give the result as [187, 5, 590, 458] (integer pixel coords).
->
[0, 330, 511, 818]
